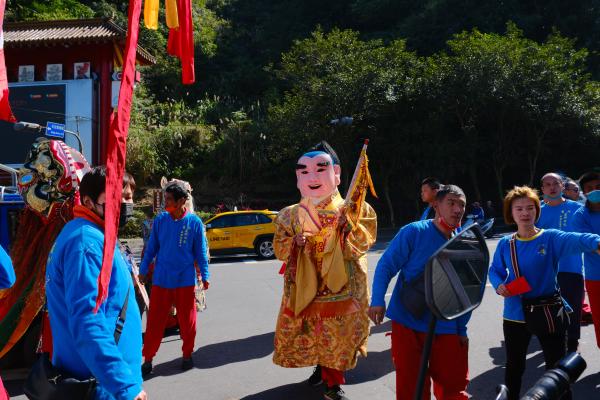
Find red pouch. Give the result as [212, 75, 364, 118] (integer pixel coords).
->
[505, 276, 532, 296]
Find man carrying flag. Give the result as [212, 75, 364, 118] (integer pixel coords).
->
[272, 140, 377, 400]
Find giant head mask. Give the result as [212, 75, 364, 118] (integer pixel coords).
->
[295, 142, 341, 201]
[17, 138, 90, 220]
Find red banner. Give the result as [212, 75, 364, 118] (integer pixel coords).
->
[95, 0, 142, 312]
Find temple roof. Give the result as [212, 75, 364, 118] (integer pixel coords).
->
[4, 18, 156, 65]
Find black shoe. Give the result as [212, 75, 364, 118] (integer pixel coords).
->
[181, 357, 194, 371]
[307, 365, 323, 386]
[141, 361, 153, 377]
[324, 385, 348, 400]
[164, 324, 180, 337]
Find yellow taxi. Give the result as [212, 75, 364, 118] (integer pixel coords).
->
[204, 210, 278, 258]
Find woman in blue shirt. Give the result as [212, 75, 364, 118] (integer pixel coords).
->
[489, 186, 600, 400]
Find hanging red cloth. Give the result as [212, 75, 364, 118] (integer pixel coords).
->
[167, 0, 195, 84]
[95, 0, 142, 312]
[0, 0, 16, 123]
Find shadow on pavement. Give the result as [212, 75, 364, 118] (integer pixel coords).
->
[193, 331, 275, 369]
[5, 379, 25, 398]
[369, 320, 392, 335]
[346, 348, 394, 385]
[240, 382, 323, 400]
[146, 331, 275, 380]
[469, 338, 549, 398]
[573, 371, 600, 397]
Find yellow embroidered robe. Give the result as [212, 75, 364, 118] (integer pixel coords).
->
[272, 191, 377, 371]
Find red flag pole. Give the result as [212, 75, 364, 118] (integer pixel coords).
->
[95, 0, 142, 312]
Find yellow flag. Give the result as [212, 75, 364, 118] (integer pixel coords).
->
[165, 0, 179, 28]
[344, 139, 377, 229]
[144, 0, 160, 30]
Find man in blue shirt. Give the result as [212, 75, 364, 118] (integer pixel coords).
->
[46, 166, 146, 400]
[572, 170, 600, 349]
[139, 181, 210, 376]
[370, 185, 470, 400]
[537, 172, 583, 352]
[419, 177, 441, 220]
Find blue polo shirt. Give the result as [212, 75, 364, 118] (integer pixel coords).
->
[46, 218, 142, 400]
[537, 200, 584, 274]
[420, 206, 435, 221]
[140, 211, 210, 288]
[489, 229, 600, 322]
[371, 220, 470, 336]
[572, 206, 600, 280]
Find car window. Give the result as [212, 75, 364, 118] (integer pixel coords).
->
[209, 215, 235, 228]
[256, 214, 272, 224]
[233, 214, 259, 226]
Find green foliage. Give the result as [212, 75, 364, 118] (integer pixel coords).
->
[126, 88, 221, 183]
[9, 1, 600, 226]
[7, 0, 94, 20]
[195, 210, 213, 221]
[119, 209, 147, 238]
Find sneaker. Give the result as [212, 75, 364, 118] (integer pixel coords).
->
[324, 385, 348, 400]
[181, 357, 194, 371]
[307, 365, 323, 386]
[141, 361, 153, 377]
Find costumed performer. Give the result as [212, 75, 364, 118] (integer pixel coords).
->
[0, 138, 90, 363]
[273, 141, 377, 400]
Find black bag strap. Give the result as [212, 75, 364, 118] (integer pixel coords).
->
[509, 233, 521, 279]
[113, 287, 130, 344]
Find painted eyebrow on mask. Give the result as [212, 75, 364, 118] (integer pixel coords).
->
[295, 164, 307, 170]
[316, 161, 330, 167]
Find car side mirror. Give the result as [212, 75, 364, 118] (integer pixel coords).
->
[424, 224, 489, 321]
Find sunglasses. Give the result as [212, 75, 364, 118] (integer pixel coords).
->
[565, 187, 579, 193]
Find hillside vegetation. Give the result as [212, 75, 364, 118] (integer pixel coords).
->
[8, 1, 600, 225]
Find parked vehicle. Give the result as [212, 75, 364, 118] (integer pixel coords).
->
[205, 210, 278, 258]
[0, 164, 24, 252]
[462, 214, 495, 238]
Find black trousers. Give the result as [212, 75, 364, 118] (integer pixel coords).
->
[557, 272, 585, 352]
[503, 320, 569, 400]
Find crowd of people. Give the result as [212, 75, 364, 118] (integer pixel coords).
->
[368, 171, 600, 400]
[1, 137, 599, 400]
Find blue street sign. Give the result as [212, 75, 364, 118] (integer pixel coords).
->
[46, 122, 65, 139]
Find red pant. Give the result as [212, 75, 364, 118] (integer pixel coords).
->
[143, 285, 196, 360]
[391, 322, 469, 400]
[585, 280, 600, 348]
[321, 366, 345, 387]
